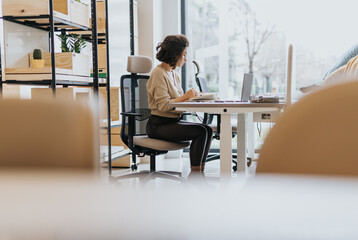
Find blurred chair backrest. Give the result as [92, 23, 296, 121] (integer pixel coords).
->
[121, 55, 152, 146]
[257, 81, 358, 176]
[196, 76, 209, 93]
[0, 99, 96, 171]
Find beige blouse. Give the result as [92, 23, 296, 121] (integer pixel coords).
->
[146, 65, 184, 118]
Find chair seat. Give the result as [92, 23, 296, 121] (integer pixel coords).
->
[133, 136, 190, 151]
[209, 124, 237, 132]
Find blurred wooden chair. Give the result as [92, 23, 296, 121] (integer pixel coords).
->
[257, 81, 358, 176]
[0, 99, 97, 171]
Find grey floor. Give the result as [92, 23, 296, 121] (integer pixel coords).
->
[101, 152, 258, 186]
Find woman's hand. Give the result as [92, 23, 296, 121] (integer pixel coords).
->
[174, 88, 199, 102]
[184, 88, 198, 99]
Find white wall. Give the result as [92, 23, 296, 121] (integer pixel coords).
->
[137, 0, 155, 60]
[162, 0, 181, 37]
[3, 21, 49, 68]
[137, 0, 181, 66]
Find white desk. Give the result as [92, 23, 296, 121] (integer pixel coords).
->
[1, 172, 358, 239]
[171, 101, 285, 175]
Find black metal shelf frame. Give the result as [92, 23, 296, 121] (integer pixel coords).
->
[1, 15, 91, 32]
[2, 80, 105, 87]
[103, 0, 113, 174]
[0, 0, 114, 175]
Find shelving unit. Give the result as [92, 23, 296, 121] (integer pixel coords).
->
[0, 0, 128, 175]
[0, 0, 98, 89]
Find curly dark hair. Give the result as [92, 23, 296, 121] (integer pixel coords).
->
[156, 35, 189, 68]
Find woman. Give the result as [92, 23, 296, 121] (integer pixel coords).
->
[146, 35, 213, 172]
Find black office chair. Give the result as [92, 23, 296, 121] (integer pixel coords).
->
[116, 56, 190, 181]
[193, 61, 252, 170]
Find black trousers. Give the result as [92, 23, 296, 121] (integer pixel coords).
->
[146, 115, 213, 166]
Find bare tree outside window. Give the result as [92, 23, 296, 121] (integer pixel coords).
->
[241, 11, 275, 75]
[186, 0, 358, 150]
[231, 0, 284, 94]
[187, 0, 289, 96]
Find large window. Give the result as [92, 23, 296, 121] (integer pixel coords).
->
[185, 0, 358, 99]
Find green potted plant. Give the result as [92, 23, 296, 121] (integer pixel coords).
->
[57, 33, 87, 53]
[57, 33, 70, 53]
[69, 34, 87, 53]
[55, 33, 90, 76]
[30, 49, 45, 68]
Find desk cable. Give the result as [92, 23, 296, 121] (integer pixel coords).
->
[256, 122, 262, 137]
[194, 112, 204, 122]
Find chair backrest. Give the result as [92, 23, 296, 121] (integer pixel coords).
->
[196, 76, 209, 93]
[120, 75, 150, 145]
[193, 60, 208, 92]
[257, 81, 358, 176]
[0, 99, 97, 170]
[120, 55, 152, 147]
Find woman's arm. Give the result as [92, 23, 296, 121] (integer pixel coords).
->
[173, 88, 198, 102]
[148, 69, 198, 110]
[149, 72, 196, 111]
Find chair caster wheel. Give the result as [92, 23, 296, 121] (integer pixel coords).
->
[131, 164, 138, 171]
[233, 165, 237, 171]
[247, 157, 252, 167]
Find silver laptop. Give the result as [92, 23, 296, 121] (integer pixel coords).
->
[239, 73, 253, 102]
[214, 73, 253, 103]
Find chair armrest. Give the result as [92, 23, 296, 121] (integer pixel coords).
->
[120, 112, 143, 149]
[181, 112, 194, 119]
[121, 112, 142, 117]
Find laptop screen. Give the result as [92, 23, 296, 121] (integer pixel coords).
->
[241, 73, 253, 101]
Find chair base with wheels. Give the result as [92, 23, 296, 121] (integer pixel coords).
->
[115, 135, 189, 182]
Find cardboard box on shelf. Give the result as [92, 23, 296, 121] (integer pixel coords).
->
[70, 0, 90, 28]
[91, 45, 107, 76]
[99, 87, 120, 122]
[28, 52, 91, 77]
[98, 44, 107, 70]
[2, 0, 90, 28]
[2, 0, 70, 21]
[31, 88, 74, 101]
[89, 1, 106, 33]
[1, 85, 21, 99]
[31, 87, 92, 102]
[100, 127, 132, 168]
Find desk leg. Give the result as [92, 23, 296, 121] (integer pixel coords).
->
[220, 113, 232, 175]
[247, 112, 254, 161]
[237, 113, 253, 173]
[237, 114, 246, 172]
